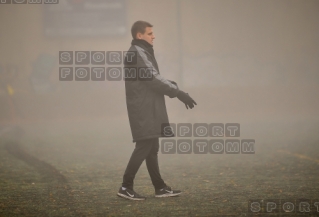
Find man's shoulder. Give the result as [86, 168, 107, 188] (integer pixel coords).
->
[124, 44, 153, 67]
[126, 45, 149, 59]
[124, 45, 141, 66]
[127, 44, 142, 51]
[125, 45, 145, 57]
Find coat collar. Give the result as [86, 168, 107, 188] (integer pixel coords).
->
[131, 39, 159, 72]
[131, 39, 154, 56]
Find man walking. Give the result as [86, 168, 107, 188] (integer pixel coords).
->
[117, 21, 197, 200]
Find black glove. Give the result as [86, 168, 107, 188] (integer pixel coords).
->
[177, 90, 197, 109]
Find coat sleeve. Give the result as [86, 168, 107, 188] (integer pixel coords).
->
[134, 46, 180, 98]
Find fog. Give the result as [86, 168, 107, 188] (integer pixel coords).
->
[0, 0, 319, 215]
[1, 0, 318, 145]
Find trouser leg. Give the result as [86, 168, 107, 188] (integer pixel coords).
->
[145, 138, 166, 190]
[122, 139, 153, 190]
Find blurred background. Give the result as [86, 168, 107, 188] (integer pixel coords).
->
[0, 1, 319, 215]
[0, 0, 318, 154]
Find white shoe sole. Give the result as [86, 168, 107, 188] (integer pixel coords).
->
[117, 192, 146, 201]
[155, 192, 182, 198]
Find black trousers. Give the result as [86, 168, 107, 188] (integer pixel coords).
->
[122, 138, 166, 190]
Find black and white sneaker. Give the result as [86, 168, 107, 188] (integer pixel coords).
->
[117, 187, 146, 201]
[155, 186, 181, 198]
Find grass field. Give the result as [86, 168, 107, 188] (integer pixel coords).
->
[0, 117, 319, 216]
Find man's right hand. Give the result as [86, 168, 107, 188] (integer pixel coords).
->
[177, 90, 197, 109]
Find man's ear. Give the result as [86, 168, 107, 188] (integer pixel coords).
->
[136, 32, 142, 39]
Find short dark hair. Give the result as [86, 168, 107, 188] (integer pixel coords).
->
[131, 21, 153, 39]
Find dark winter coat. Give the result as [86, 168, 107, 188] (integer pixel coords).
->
[124, 39, 179, 142]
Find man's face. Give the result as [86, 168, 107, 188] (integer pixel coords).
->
[136, 27, 155, 45]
